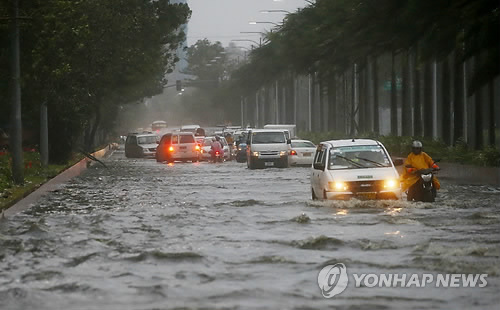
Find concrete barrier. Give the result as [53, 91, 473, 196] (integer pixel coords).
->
[2, 145, 116, 217]
[394, 157, 500, 186]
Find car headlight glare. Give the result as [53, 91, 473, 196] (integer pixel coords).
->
[384, 179, 398, 189]
[329, 181, 348, 191]
[252, 151, 259, 157]
[280, 151, 287, 156]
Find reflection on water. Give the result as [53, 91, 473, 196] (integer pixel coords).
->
[0, 152, 498, 309]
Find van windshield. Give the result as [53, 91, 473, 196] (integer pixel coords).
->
[328, 145, 391, 170]
[252, 132, 286, 144]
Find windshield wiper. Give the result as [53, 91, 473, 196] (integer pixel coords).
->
[355, 156, 388, 167]
[335, 155, 366, 168]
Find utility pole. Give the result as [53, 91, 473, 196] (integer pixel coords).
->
[10, 0, 23, 184]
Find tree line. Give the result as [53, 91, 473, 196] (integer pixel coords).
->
[0, 0, 191, 167]
[227, 0, 499, 150]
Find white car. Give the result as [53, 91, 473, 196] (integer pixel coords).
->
[289, 139, 316, 166]
[200, 137, 230, 161]
[125, 133, 158, 158]
[156, 132, 200, 163]
[310, 139, 402, 200]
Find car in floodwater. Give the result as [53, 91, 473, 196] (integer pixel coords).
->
[310, 139, 403, 200]
[289, 139, 316, 166]
[156, 132, 200, 163]
[124, 133, 158, 158]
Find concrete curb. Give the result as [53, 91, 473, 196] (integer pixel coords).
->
[1, 144, 116, 217]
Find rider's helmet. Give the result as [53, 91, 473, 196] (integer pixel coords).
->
[412, 140, 423, 155]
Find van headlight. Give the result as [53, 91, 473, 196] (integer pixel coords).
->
[384, 179, 399, 189]
[280, 151, 287, 156]
[252, 151, 259, 157]
[329, 181, 348, 192]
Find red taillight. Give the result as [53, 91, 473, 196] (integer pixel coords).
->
[168, 146, 174, 152]
[195, 145, 200, 151]
[290, 150, 297, 155]
[215, 151, 220, 155]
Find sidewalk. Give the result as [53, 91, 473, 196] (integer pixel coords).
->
[1, 144, 116, 217]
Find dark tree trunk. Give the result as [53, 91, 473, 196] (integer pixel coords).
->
[401, 50, 411, 136]
[87, 104, 101, 152]
[341, 73, 347, 134]
[423, 62, 434, 139]
[358, 66, 365, 132]
[441, 57, 451, 145]
[372, 57, 379, 134]
[413, 48, 422, 137]
[488, 81, 496, 146]
[453, 50, 464, 145]
[328, 75, 337, 131]
[390, 51, 398, 135]
[350, 65, 356, 136]
[474, 57, 483, 150]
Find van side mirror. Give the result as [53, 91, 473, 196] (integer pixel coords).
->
[393, 158, 404, 166]
[287, 139, 291, 144]
[246, 139, 251, 145]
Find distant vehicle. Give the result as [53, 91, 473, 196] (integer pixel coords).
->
[263, 124, 297, 139]
[125, 133, 158, 158]
[234, 130, 249, 163]
[151, 120, 168, 135]
[156, 132, 200, 163]
[289, 139, 316, 166]
[246, 129, 290, 169]
[310, 139, 402, 200]
[200, 137, 230, 161]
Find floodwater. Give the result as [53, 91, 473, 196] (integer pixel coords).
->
[0, 149, 499, 309]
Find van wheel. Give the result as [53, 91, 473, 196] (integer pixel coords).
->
[312, 188, 318, 200]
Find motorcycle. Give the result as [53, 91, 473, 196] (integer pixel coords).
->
[212, 150, 224, 163]
[406, 161, 440, 202]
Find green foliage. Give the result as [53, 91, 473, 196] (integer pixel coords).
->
[0, 0, 191, 162]
[230, 0, 498, 95]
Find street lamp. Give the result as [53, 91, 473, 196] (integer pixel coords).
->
[231, 39, 261, 48]
[260, 9, 291, 14]
[248, 21, 280, 26]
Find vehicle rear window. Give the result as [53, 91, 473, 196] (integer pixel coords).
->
[137, 136, 157, 144]
[204, 139, 213, 146]
[292, 141, 315, 148]
[180, 135, 195, 143]
[252, 132, 286, 144]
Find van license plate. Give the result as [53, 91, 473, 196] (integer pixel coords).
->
[357, 193, 376, 200]
[180, 146, 187, 150]
[265, 162, 274, 167]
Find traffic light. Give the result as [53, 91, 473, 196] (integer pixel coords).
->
[176, 80, 182, 91]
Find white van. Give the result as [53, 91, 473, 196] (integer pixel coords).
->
[246, 129, 291, 169]
[310, 139, 403, 200]
[263, 124, 296, 139]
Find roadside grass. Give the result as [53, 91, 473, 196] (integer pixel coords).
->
[0, 150, 84, 212]
[299, 132, 500, 167]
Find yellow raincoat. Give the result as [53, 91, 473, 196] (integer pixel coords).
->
[401, 152, 440, 192]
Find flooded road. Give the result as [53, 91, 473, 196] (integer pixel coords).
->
[1, 149, 499, 309]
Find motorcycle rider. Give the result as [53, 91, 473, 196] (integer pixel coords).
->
[401, 140, 440, 200]
[210, 136, 224, 160]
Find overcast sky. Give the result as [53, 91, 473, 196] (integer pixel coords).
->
[186, 0, 309, 48]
